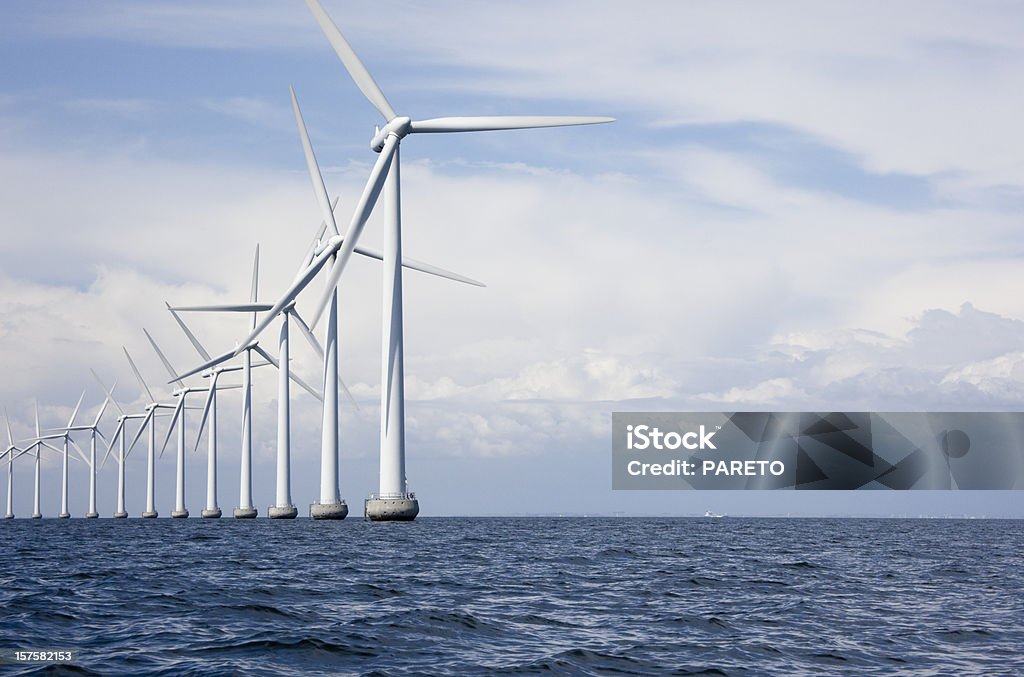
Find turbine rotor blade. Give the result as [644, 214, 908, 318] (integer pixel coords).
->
[193, 373, 218, 453]
[102, 419, 125, 468]
[351, 243, 485, 287]
[171, 346, 243, 383]
[91, 369, 126, 417]
[67, 390, 86, 429]
[4, 408, 13, 447]
[144, 328, 183, 387]
[291, 86, 341, 238]
[159, 399, 184, 458]
[297, 195, 341, 279]
[169, 304, 274, 313]
[410, 115, 615, 134]
[304, 0, 397, 121]
[252, 344, 323, 402]
[290, 309, 324, 361]
[124, 347, 156, 403]
[310, 134, 399, 328]
[166, 302, 212, 361]
[69, 437, 90, 465]
[126, 409, 155, 457]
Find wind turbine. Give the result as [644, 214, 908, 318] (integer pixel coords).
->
[236, 0, 612, 519]
[26, 402, 61, 518]
[48, 388, 113, 518]
[123, 347, 177, 518]
[145, 328, 239, 519]
[92, 370, 151, 518]
[36, 392, 90, 519]
[3, 409, 26, 519]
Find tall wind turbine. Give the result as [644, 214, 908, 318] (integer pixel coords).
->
[51, 388, 113, 518]
[237, 0, 612, 519]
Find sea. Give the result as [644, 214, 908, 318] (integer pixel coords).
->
[0, 517, 1021, 676]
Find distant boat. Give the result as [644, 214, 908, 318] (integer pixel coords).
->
[704, 510, 726, 518]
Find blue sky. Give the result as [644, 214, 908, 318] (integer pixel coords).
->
[1, 1, 1023, 516]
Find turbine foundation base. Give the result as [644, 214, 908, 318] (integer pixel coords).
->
[202, 508, 222, 519]
[4, 513, 13, 519]
[310, 502, 348, 520]
[31, 513, 42, 519]
[233, 507, 258, 519]
[58, 512, 70, 519]
[85, 512, 99, 519]
[142, 511, 158, 518]
[365, 497, 419, 521]
[112, 511, 128, 519]
[171, 509, 189, 519]
[269, 505, 298, 519]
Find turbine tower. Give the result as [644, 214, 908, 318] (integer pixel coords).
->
[54, 388, 113, 518]
[3, 410, 24, 519]
[93, 370, 146, 519]
[238, 0, 612, 520]
[123, 347, 177, 518]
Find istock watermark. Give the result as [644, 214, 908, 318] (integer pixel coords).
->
[612, 412, 1024, 490]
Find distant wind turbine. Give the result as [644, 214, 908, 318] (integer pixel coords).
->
[123, 347, 177, 518]
[48, 387, 113, 518]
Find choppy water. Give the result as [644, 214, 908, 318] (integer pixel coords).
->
[0, 517, 1021, 676]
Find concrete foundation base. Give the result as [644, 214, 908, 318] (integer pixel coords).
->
[4, 513, 13, 519]
[268, 505, 298, 519]
[31, 513, 42, 519]
[142, 510, 158, 518]
[365, 497, 419, 521]
[58, 512, 70, 519]
[85, 512, 99, 519]
[310, 502, 348, 520]
[113, 511, 128, 519]
[171, 509, 189, 519]
[202, 508, 222, 519]
[233, 507, 258, 519]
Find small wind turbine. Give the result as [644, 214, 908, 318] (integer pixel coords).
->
[24, 402, 70, 518]
[38, 392, 90, 519]
[236, 0, 612, 519]
[123, 347, 177, 518]
[48, 388, 113, 518]
[93, 369, 151, 518]
[4, 409, 26, 519]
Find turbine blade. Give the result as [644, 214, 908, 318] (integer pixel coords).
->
[171, 346, 243, 383]
[290, 309, 324, 361]
[193, 374, 218, 454]
[41, 440, 64, 456]
[93, 387, 113, 427]
[410, 115, 615, 134]
[310, 134, 399, 328]
[291, 86, 341, 238]
[166, 302, 212, 361]
[252, 344, 323, 402]
[90, 369, 126, 417]
[144, 327, 183, 387]
[69, 437, 90, 465]
[4, 407, 13, 447]
[101, 419, 123, 468]
[124, 347, 156, 403]
[126, 409, 154, 457]
[304, 0, 397, 121]
[169, 304, 274, 313]
[159, 399, 184, 458]
[351, 243, 485, 287]
[233, 247, 335, 356]
[67, 390, 86, 428]
[34, 400, 40, 437]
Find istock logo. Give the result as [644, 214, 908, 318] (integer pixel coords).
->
[626, 424, 717, 451]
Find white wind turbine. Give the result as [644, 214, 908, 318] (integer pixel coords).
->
[3, 409, 27, 519]
[164, 302, 321, 519]
[93, 370, 160, 518]
[37, 393, 90, 519]
[48, 389, 113, 518]
[123, 347, 177, 518]
[24, 403, 64, 518]
[237, 0, 612, 519]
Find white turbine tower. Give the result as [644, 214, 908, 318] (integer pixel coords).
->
[236, 0, 612, 520]
[51, 389, 113, 518]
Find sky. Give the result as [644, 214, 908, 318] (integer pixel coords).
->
[1, 0, 1022, 517]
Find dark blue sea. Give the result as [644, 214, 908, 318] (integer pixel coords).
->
[0, 517, 1021, 676]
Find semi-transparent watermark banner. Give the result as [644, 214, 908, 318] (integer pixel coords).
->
[612, 412, 1024, 490]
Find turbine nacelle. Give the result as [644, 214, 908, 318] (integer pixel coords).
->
[370, 116, 412, 152]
